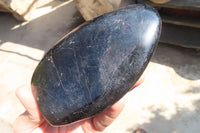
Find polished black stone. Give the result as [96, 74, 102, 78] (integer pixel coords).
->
[31, 4, 161, 126]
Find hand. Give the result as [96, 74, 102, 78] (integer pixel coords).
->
[13, 77, 144, 133]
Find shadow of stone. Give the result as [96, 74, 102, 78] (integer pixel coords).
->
[0, 1, 84, 52]
[151, 43, 200, 80]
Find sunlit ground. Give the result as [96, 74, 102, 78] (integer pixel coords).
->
[105, 44, 200, 133]
[0, 1, 200, 132]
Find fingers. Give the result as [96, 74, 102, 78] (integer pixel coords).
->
[91, 72, 145, 131]
[16, 85, 42, 121]
[92, 98, 125, 131]
[130, 72, 146, 91]
[13, 85, 44, 133]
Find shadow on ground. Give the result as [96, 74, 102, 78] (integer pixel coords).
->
[151, 43, 200, 80]
[1, 3, 199, 80]
[127, 85, 200, 133]
[125, 43, 200, 133]
[0, 1, 84, 52]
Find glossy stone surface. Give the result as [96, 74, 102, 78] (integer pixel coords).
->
[31, 4, 161, 126]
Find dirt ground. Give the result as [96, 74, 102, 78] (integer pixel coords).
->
[0, 1, 200, 133]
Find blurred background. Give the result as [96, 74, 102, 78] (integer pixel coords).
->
[0, 0, 199, 132]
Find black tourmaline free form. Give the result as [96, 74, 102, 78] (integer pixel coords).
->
[31, 4, 161, 126]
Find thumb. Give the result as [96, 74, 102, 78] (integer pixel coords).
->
[13, 85, 44, 133]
